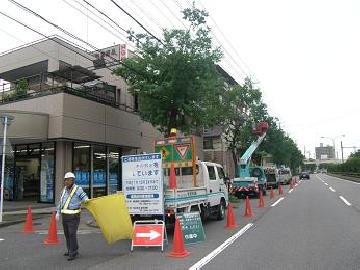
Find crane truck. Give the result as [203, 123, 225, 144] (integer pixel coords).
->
[231, 122, 269, 198]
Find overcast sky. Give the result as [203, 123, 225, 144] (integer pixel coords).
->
[0, 0, 359, 159]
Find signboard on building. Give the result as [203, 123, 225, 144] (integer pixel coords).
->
[155, 137, 195, 168]
[176, 212, 205, 245]
[122, 153, 163, 215]
[92, 44, 127, 68]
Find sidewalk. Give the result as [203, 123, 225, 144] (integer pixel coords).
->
[1, 201, 96, 229]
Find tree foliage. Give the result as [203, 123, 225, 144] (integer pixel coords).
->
[115, 6, 224, 135]
[327, 150, 360, 173]
[220, 78, 266, 176]
[220, 79, 303, 175]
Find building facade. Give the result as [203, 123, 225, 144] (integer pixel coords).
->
[315, 143, 335, 160]
[0, 37, 160, 203]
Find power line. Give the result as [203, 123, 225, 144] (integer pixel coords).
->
[197, 0, 258, 82]
[8, 0, 125, 71]
[110, 0, 164, 45]
[148, 0, 175, 28]
[159, 0, 187, 30]
[65, 0, 129, 44]
[0, 10, 151, 81]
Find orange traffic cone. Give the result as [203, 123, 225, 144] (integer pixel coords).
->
[270, 187, 275, 199]
[169, 161, 177, 189]
[244, 196, 253, 218]
[225, 203, 237, 229]
[278, 185, 284, 196]
[289, 180, 294, 190]
[23, 206, 35, 233]
[258, 191, 265, 208]
[168, 218, 190, 258]
[43, 212, 60, 245]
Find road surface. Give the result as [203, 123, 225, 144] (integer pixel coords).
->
[1, 174, 359, 270]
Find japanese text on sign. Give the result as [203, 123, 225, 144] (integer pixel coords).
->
[122, 153, 163, 215]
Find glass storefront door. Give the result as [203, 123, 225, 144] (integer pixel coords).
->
[108, 147, 120, 194]
[72, 144, 120, 198]
[11, 142, 56, 202]
[92, 145, 107, 198]
[15, 157, 40, 201]
[73, 143, 91, 197]
[40, 143, 55, 203]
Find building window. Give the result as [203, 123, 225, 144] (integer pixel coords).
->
[40, 142, 55, 203]
[108, 147, 120, 194]
[73, 143, 91, 197]
[92, 145, 107, 198]
[203, 139, 214, 150]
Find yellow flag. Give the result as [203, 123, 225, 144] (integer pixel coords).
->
[84, 193, 133, 244]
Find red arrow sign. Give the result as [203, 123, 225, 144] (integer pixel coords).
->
[132, 224, 164, 247]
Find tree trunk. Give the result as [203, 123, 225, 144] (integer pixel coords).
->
[167, 108, 177, 137]
[232, 149, 239, 178]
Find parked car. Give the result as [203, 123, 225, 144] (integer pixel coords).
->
[300, 171, 310, 180]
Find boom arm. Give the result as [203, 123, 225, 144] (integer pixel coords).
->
[239, 122, 269, 178]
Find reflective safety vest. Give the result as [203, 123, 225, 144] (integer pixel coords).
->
[60, 185, 81, 214]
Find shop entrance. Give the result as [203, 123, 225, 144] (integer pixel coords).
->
[14, 157, 40, 201]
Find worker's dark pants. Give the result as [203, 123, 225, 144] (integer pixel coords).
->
[62, 213, 80, 257]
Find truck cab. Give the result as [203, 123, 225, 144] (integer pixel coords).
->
[163, 161, 228, 221]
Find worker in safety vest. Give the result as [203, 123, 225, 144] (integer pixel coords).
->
[56, 172, 89, 261]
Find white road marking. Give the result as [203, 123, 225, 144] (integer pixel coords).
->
[329, 187, 336, 192]
[324, 183, 328, 186]
[189, 223, 253, 270]
[339, 196, 352, 206]
[0, 238, 4, 241]
[288, 189, 293, 194]
[271, 197, 285, 207]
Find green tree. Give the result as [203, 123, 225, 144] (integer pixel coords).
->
[115, 6, 224, 135]
[15, 78, 28, 97]
[221, 78, 267, 176]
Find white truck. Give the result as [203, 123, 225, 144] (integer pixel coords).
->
[163, 160, 229, 222]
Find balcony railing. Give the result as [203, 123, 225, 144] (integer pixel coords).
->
[0, 73, 121, 108]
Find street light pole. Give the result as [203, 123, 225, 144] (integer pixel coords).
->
[320, 135, 345, 163]
[341, 141, 344, 164]
[0, 114, 14, 223]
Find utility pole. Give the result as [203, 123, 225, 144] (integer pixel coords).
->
[341, 141, 344, 164]
[0, 114, 14, 223]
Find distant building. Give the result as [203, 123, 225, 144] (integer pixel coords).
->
[315, 143, 335, 160]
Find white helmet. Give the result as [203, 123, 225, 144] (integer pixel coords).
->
[64, 172, 75, 179]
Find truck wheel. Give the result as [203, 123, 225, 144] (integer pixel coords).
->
[216, 200, 226, 220]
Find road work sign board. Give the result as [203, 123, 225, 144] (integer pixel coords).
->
[155, 137, 195, 168]
[122, 153, 163, 215]
[131, 221, 165, 251]
[176, 212, 205, 245]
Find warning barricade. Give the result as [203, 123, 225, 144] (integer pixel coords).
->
[131, 220, 167, 252]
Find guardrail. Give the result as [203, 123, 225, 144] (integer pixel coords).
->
[329, 172, 360, 177]
[327, 172, 360, 182]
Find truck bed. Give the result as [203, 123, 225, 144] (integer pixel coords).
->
[164, 186, 208, 210]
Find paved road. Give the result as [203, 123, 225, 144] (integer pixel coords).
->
[201, 175, 360, 270]
[1, 175, 360, 270]
[0, 194, 272, 270]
